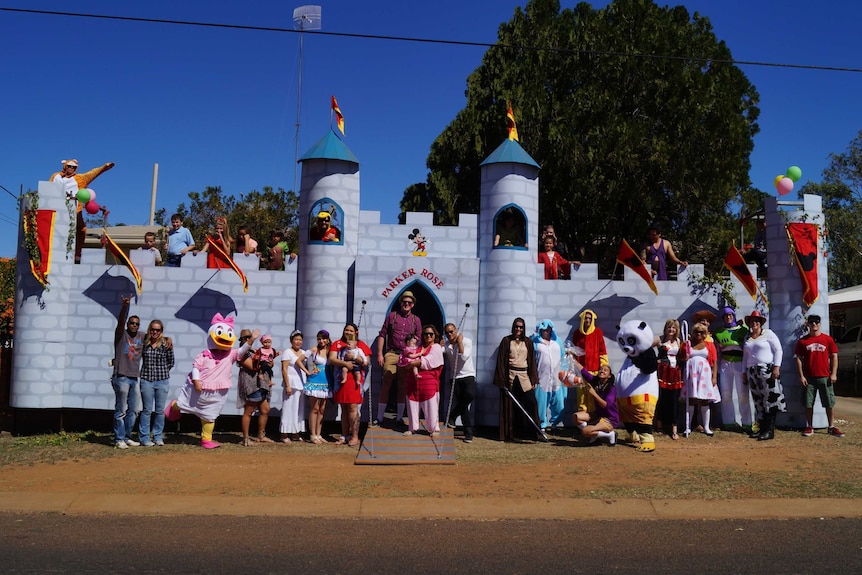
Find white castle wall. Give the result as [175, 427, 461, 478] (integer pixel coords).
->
[12, 150, 829, 429]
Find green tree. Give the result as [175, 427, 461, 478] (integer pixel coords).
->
[403, 0, 760, 275]
[800, 130, 862, 290]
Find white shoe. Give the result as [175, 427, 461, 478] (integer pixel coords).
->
[115, 441, 128, 449]
[154, 440, 165, 446]
[125, 439, 141, 447]
[141, 442, 155, 447]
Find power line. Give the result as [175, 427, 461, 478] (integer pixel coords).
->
[3, 6, 862, 74]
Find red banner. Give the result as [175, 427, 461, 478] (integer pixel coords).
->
[786, 222, 819, 307]
[617, 239, 658, 295]
[23, 209, 56, 287]
[723, 244, 758, 301]
[103, 229, 143, 294]
[207, 235, 249, 293]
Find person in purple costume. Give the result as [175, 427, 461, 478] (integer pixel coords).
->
[571, 360, 619, 446]
[642, 227, 687, 280]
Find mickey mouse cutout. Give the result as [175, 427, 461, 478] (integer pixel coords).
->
[408, 228, 429, 256]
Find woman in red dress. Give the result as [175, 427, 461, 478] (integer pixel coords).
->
[328, 323, 371, 446]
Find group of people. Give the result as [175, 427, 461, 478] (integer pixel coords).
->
[489, 304, 845, 448]
[654, 307, 843, 442]
[108, 289, 477, 449]
[162, 214, 297, 270]
[108, 282, 844, 450]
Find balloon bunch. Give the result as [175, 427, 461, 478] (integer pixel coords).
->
[76, 188, 102, 214]
[774, 166, 802, 196]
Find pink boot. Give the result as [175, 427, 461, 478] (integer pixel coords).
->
[164, 400, 181, 422]
[201, 439, 221, 449]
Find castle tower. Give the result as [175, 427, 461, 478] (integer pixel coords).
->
[764, 194, 830, 428]
[476, 139, 541, 378]
[12, 180, 77, 408]
[295, 130, 361, 338]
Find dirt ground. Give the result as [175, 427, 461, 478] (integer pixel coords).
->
[1, 407, 860, 502]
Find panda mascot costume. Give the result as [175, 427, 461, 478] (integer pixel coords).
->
[615, 320, 659, 453]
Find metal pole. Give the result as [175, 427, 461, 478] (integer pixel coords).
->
[149, 163, 158, 225]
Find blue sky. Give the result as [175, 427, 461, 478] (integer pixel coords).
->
[2, 0, 862, 259]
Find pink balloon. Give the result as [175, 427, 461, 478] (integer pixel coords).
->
[87, 189, 96, 202]
[777, 177, 794, 196]
[85, 200, 101, 214]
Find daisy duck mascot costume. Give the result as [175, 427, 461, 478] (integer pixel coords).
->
[615, 320, 660, 453]
[166, 314, 258, 448]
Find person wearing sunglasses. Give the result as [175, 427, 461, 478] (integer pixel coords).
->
[309, 210, 341, 243]
[493, 317, 543, 442]
[138, 319, 174, 446]
[111, 294, 145, 449]
[795, 315, 844, 438]
[403, 325, 445, 436]
[443, 323, 475, 443]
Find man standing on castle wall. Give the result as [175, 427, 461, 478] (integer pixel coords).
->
[375, 291, 422, 427]
[50, 158, 115, 263]
[714, 307, 753, 431]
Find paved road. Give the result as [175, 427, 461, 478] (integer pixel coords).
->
[1, 514, 860, 574]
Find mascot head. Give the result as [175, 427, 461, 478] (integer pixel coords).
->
[207, 313, 236, 350]
[617, 320, 654, 358]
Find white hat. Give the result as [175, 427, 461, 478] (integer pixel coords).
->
[65, 159, 79, 167]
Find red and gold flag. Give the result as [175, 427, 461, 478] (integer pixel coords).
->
[103, 229, 143, 294]
[331, 95, 344, 136]
[786, 222, 819, 307]
[506, 101, 519, 142]
[616, 239, 658, 295]
[207, 235, 248, 293]
[23, 209, 56, 287]
[723, 244, 759, 302]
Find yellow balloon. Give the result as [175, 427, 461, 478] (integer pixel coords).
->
[774, 174, 784, 188]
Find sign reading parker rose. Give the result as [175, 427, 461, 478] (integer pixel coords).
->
[381, 267, 445, 298]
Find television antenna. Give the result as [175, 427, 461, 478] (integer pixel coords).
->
[292, 5, 322, 194]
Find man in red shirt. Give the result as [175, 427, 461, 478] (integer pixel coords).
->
[794, 314, 844, 437]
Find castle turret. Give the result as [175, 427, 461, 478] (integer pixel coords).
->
[295, 130, 361, 338]
[476, 139, 541, 382]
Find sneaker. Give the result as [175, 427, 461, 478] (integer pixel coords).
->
[154, 440, 165, 446]
[828, 426, 845, 438]
[463, 436, 473, 444]
[141, 441, 155, 447]
[115, 440, 128, 449]
[370, 419, 380, 428]
[124, 439, 141, 447]
[802, 426, 814, 437]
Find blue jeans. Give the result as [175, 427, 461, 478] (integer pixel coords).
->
[112, 375, 140, 443]
[139, 378, 170, 443]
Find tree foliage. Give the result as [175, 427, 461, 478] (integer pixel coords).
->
[166, 186, 300, 262]
[402, 0, 761, 275]
[800, 130, 862, 290]
[0, 258, 15, 341]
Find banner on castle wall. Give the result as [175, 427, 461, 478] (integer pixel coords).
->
[23, 209, 56, 287]
[102, 229, 143, 294]
[206, 234, 249, 293]
[786, 222, 819, 307]
[616, 239, 657, 295]
[723, 243, 762, 303]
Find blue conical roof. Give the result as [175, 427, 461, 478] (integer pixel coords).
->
[299, 130, 359, 164]
[480, 139, 540, 169]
